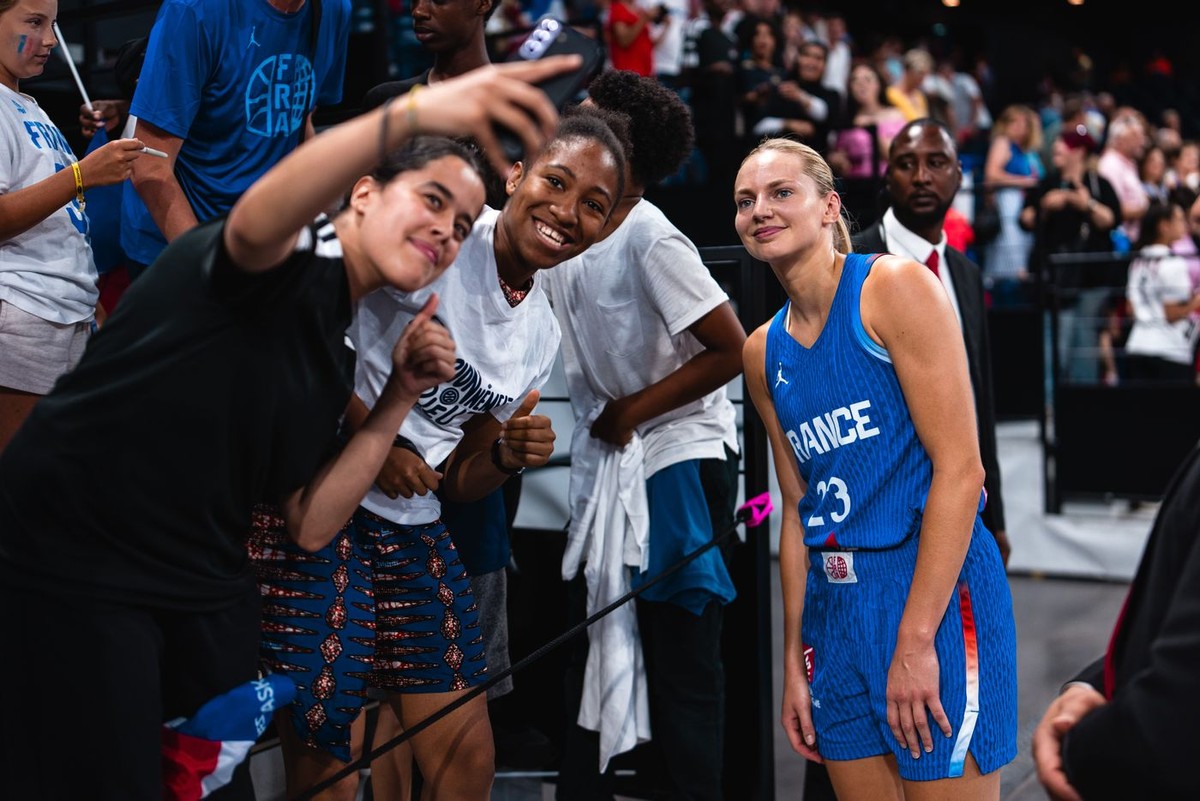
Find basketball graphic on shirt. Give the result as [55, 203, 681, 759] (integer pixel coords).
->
[245, 53, 316, 137]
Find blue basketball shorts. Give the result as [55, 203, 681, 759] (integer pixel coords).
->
[801, 522, 1017, 780]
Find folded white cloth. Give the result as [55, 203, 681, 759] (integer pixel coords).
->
[561, 403, 651, 772]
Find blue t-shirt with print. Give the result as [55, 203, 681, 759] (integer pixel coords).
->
[123, 0, 349, 266]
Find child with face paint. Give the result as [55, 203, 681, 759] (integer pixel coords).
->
[0, 0, 148, 452]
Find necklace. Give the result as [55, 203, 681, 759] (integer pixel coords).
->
[498, 272, 533, 307]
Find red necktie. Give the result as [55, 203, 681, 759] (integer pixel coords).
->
[1102, 589, 1132, 699]
[925, 249, 940, 277]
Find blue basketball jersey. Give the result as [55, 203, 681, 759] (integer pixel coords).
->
[765, 252, 979, 550]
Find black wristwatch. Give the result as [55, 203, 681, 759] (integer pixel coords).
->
[392, 434, 423, 460]
[491, 437, 524, 476]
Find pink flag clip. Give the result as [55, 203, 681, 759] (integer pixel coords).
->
[736, 493, 774, 541]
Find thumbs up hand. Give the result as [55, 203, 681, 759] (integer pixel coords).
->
[494, 389, 556, 472]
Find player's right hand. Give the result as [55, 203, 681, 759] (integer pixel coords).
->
[781, 662, 822, 762]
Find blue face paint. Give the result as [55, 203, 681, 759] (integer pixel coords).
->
[17, 35, 26, 54]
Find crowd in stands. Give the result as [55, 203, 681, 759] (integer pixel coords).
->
[459, 0, 1200, 386]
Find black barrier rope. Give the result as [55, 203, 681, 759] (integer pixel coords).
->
[291, 493, 773, 800]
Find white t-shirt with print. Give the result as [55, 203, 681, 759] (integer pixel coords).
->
[543, 199, 738, 477]
[0, 84, 96, 323]
[1125, 244, 1198, 365]
[350, 206, 562, 525]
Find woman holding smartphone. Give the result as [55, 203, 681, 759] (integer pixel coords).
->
[0, 57, 578, 801]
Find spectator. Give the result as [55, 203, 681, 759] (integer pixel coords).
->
[827, 61, 906, 180]
[1097, 112, 1150, 245]
[1123, 200, 1200, 382]
[551, 70, 745, 801]
[816, 11, 850, 104]
[124, 0, 352, 279]
[1140, 143, 1171, 203]
[1165, 138, 1200, 194]
[649, 0, 690, 91]
[681, 0, 739, 187]
[981, 103, 1043, 299]
[1020, 124, 1120, 383]
[602, 0, 655, 76]
[886, 47, 933, 121]
[0, 0, 145, 452]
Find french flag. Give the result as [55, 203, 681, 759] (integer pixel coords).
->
[162, 674, 296, 800]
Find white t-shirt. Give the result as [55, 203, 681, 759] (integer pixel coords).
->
[351, 207, 562, 524]
[0, 84, 96, 324]
[543, 199, 738, 477]
[647, 0, 690, 77]
[1125, 244, 1198, 365]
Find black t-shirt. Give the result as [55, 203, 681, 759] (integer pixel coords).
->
[689, 24, 738, 143]
[1024, 168, 1122, 288]
[362, 71, 428, 112]
[0, 217, 354, 610]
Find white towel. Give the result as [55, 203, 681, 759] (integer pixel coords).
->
[561, 404, 651, 773]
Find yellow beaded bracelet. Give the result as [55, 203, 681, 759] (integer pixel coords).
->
[405, 84, 422, 133]
[70, 161, 85, 212]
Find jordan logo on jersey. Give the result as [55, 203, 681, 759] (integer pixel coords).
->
[775, 362, 789, 388]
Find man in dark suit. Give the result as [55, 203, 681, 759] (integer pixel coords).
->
[1032, 440, 1200, 800]
[853, 117, 1009, 563]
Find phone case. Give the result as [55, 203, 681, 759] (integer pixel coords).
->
[496, 18, 606, 162]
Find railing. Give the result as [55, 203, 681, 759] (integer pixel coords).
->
[1042, 250, 1200, 511]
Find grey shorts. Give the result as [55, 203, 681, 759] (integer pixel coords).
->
[470, 568, 513, 700]
[0, 300, 90, 394]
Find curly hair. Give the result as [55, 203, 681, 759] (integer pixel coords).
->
[585, 69, 695, 188]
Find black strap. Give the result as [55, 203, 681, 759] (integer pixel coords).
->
[299, 0, 322, 142]
[308, 0, 321, 61]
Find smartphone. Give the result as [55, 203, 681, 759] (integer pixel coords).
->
[497, 18, 606, 163]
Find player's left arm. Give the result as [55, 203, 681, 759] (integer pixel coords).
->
[861, 254, 986, 756]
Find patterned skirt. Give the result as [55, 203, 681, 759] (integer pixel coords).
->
[247, 504, 488, 761]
